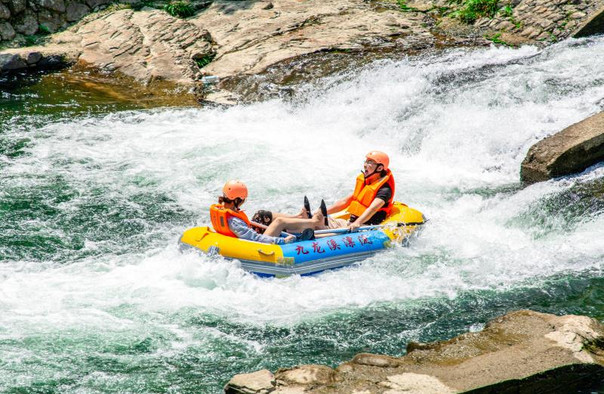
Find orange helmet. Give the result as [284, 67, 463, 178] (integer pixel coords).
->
[222, 180, 248, 200]
[366, 151, 389, 171]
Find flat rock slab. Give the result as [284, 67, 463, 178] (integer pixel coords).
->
[225, 310, 604, 393]
[194, 0, 430, 78]
[1, 0, 430, 86]
[521, 111, 604, 183]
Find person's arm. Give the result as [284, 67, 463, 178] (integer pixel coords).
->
[348, 198, 385, 231]
[326, 193, 353, 214]
[228, 217, 287, 244]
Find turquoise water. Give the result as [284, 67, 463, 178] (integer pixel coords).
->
[1, 37, 604, 392]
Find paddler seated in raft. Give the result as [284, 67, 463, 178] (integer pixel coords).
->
[249, 151, 395, 234]
[210, 180, 323, 244]
[321, 150, 395, 232]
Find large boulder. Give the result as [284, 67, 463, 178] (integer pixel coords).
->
[0, 21, 15, 40]
[521, 111, 604, 184]
[0, 3, 11, 20]
[224, 310, 604, 393]
[72, 9, 214, 85]
[0, 52, 25, 70]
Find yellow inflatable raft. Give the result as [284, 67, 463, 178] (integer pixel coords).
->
[179, 202, 425, 277]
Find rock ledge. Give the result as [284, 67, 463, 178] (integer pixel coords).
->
[225, 310, 604, 393]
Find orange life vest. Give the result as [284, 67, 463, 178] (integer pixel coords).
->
[346, 170, 395, 218]
[209, 204, 251, 237]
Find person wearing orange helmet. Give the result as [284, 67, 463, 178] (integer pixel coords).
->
[322, 151, 396, 231]
[210, 180, 322, 244]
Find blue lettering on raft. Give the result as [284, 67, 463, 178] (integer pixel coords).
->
[281, 231, 391, 264]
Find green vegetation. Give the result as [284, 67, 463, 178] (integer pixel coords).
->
[23, 25, 51, 47]
[38, 24, 51, 35]
[450, 0, 502, 24]
[163, 0, 195, 18]
[195, 53, 215, 68]
[485, 32, 512, 46]
[499, 4, 512, 17]
[24, 35, 39, 46]
[396, 0, 419, 12]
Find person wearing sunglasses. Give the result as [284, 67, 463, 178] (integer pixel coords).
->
[322, 151, 395, 232]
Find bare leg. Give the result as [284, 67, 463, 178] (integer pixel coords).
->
[264, 213, 323, 237]
[272, 208, 307, 220]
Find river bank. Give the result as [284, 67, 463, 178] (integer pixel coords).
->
[2, 0, 604, 105]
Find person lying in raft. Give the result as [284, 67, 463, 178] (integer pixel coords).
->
[321, 150, 395, 232]
[249, 151, 395, 234]
[210, 180, 323, 244]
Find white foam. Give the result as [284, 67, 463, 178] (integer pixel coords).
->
[1, 37, 603, 334]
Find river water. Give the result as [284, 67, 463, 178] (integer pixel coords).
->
[1, 36, 603, 392]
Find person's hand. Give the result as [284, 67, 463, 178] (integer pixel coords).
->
[284, 235, 296, 243]
[348, 221, 361, 232]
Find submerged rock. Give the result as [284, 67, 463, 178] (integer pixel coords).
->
[521, 111, 604, 184]
[224, 310, 604, 393]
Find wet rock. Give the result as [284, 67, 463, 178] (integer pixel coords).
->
[0, 21, 15, 40]
[521, 111, 604, 183]
[25, 51, 42, 64]
[0, 53, 26, 71]
[224, 369, 275, 394]
[225, 311, 604, 393]
[37, 55, 71, 70]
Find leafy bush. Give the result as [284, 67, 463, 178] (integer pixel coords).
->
[453, 0, 500, 24]
[24, 35, 39, 46]
[499, 4, 513, 17]
[164, 1, 195, 18]
[38, 24, 51, 35]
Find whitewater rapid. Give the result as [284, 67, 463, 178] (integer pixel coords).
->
[1, 35, 603, 391]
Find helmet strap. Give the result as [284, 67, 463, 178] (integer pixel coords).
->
[363, 164, 384, 184]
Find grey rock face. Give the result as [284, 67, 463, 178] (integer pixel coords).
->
[0, 3, 11, 19]
[13, 11, 38, 34]
[0, 20, 15, 40]
[521, 111, 604, 183]
[6, 0, 26, 14]
[65, 1, 89, 22]
[84, 0, 111, 10]
[37, 9, 66, 32]
[36, 0, 65, 13]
